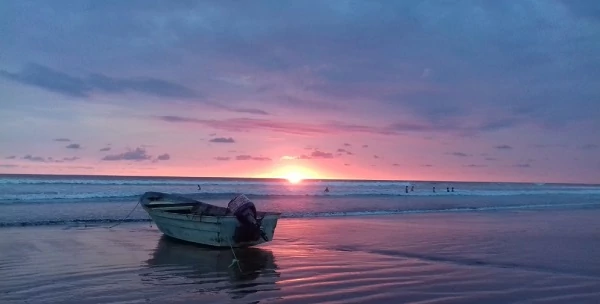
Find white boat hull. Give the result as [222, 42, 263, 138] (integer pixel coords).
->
[140, 192, 280, 248]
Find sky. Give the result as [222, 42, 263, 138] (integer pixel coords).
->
[1, 0, 599, 183]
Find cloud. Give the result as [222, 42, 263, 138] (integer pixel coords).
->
[235, 155, 271, 161]
[373, 155, 380, 159]
[1, 64, 197, 99]
[22, 155, 46, 162]
[214, 156, 231, 161]
[209, 137, 235, 143]
[336, 148, 353, 155]
[343, 143, 351, 147]
[5, 156, 16, 159]
[464, 164, 487, 168]
[344, 163, 350, 166]
[99, 147, 111, 152]
[230, 108, 269, 115]
[20, 155, 79, 163]
[298, 150, 335, 159]
[0, 164, 18, 168]
[362, 145, 369, 148]
[53, 138, 71, 142]
[514, 163, 532, 168]
[66, 143, 81, 149]
[156, 116, 397, 136]
[447, 152, 470, 157]
[392, 163, 400, 167]
[485, 157, 497, 161]
[580, 144, 598, 150]
[156, 153, 170, 161]
[495, 145, 513, 150]
[102, 147, 152, 161]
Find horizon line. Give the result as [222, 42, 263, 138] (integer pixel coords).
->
[0, 173, 597, 186]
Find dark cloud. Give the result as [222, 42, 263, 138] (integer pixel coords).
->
[20, 155, 79, 163]
[99, 147, 111, 152]
[464, 164, 487, 168]
[485, 157, 497, 161]
[495, 145, 513, 150]
[421, 164, 433, 167]
[336, 148, 352, 155]
[66, 143, 81, 149]
[156, 153, 170, 161]
[235, 155, 271, 161]
[298, 150, 334, 160]
[447, 152, 470, 157]
[156, 116, 396, 136]
[53, 138, 71, 142]
[362, 145, 368, 148]
[514, 163, 532, 168]
[392, 163, 400, 167]
[22, 155, 46, 162]
[580, 144, 598, 150]
[209, 137, 235, 143]
[214, 156, 231, 161]
[102, 147, 152, 161]
[373, 155, 380, 159]
[343, 143, 351, 147]
[5, 156, 16, 159]
[0, 64, 197, 99]
[230, 108, 269, 115]
[0, 164, 18, 168]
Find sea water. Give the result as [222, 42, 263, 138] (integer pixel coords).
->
[1, 174, 599, 227]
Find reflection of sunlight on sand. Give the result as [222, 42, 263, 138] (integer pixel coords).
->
[142, 236, 280, 299]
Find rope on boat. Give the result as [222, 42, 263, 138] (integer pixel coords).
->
[227, 238, 242, 272]
[107, 201, 140, 229]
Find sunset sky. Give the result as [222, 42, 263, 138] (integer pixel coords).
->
[1, 1, 599, 183]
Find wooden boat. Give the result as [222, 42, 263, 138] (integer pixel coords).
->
[140, 191, 281, 248]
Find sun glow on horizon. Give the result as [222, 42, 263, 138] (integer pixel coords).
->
[266, 165, 320, 184]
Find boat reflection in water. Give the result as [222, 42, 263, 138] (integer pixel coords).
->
[142, 236, 280, 299]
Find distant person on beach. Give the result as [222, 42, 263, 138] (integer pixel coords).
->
[447, 187, 450, 192]
[324, 187, 329, 193]
[405, 186, 408, 193]
[411, 185, 414, 192]
[197, 185, 201, 191]
[451, 187, 454, 192]
[433, 186, 436, 193]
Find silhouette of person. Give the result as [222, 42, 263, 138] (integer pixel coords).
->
[324, 187, 329, 193]
[197, 185, 201, 191]
[411, 186, 414, 192]
[451, 187, 454, 192]
[433, 186, 436, 193]
[405, 186, 409, 193]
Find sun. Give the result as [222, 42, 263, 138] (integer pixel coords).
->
[285, 172, 304, 184]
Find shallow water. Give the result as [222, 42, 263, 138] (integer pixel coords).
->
[2, 210, 600, 304]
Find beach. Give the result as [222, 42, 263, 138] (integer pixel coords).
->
[2, 209, 600, 304]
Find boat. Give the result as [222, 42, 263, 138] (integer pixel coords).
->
[140, 191, 281, 248]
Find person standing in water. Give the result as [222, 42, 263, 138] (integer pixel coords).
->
[324, 187, 330, 193]
[405, 186, 409, 193]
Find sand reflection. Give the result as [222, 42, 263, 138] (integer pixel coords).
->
[142, 236, 280, 299]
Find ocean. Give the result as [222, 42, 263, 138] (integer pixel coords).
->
[2, 174, 600, 303]
[1, 174, 599, 227]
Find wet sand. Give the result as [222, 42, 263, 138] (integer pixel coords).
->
[2, 209, 600, 304]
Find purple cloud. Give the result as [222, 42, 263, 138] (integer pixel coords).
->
[209, 137, 235, 143]
[66, 143, 81, 149]
[102, 147, 152, 161]
[235, 155, 271, 161]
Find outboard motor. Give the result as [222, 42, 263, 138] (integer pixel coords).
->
[227, 194, 268, 241]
